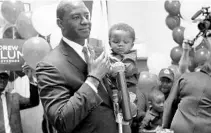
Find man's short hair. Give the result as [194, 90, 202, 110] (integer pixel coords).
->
[109, 23, 136, 42]
[56, 0, 84, 20]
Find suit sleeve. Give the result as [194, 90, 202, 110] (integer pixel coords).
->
[162, 76, 185, 128]
[19, 83, 40, 110]
[36, 62, 103, 133]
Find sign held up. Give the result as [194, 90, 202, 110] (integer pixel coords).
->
[0, 39, 25, 70]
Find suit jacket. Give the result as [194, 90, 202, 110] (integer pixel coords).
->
[36, 40, 118, 133]
[0, 84, 39, 133]
[163, 71, 211, 133]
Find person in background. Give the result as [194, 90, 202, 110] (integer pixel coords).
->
[36, 0, 118, 133]
[138, 88, 164, 132]
[158, 68, 174, 100]
[162, 55, 211, 133]
[0, 64, 39, 133]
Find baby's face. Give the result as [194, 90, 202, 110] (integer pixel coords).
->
[109, 30, 133, 54]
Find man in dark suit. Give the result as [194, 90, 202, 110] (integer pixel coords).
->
[0, 66, 39, 133]
[36, 0, 118, 133]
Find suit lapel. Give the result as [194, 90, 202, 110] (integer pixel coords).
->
[60, 40, 88, 75]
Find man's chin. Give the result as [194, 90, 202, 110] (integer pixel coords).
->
[79, 32, 90, 39]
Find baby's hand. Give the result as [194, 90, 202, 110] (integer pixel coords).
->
[109, 55, 120, 63]
[109, 62, 125, 76]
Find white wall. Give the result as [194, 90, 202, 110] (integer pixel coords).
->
[107, 0, 175, 63]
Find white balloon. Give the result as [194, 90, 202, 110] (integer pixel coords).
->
[147, 53, 171, 75]
[183, 22, 199, 41]
[32, 4, 57, 36]
[180, 0, 204, 23]
[50, 26, 62, 49]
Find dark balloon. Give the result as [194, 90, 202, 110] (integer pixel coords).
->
[1, 1, 24, 24]
[166, 14, 180, 30]
[16, 11, 38, 39]
[194, 48, 210, 66]
[164, 0, 181, 16]
[170, 46, 183, 64]
[172, 26, 185, 45]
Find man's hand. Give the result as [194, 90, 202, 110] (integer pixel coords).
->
[83, 46, 110, 80]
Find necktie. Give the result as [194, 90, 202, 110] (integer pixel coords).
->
[82, 46, 89, 63]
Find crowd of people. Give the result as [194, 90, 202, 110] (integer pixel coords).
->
[1, 0, 211, 133]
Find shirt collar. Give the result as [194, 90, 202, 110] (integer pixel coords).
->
[62, 37, 88, 62]
[62, 37, 84, 55]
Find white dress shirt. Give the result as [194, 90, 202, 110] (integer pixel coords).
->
[62, 37, 98, 93]
[1, 92, 12, 133]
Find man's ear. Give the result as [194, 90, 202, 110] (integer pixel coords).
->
[57, 18, 64, 30]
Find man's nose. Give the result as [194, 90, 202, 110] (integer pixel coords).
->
[81, 16, 90, 25]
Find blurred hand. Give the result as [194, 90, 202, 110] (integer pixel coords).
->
[129, 92, 137, 103]
[130, 102, 137, 117]
[83, 46, 110, 80]
[22, 63, 36, 83]
[182, 41, 191, 50]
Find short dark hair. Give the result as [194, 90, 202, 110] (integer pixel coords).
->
[109, 23, 136, 42]
[57, 1, 70, 20]
[56, 0, 84, 20]
[148, 86, 164, 102]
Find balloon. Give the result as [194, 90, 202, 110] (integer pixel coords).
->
[2, 25, 22, 39]
[172, 26, 185, 45]
[137, 71, 159, 93]
[195, 38, 209, 51]
[188, 56, 198, 72]
[50, 26, 62, 49]
[165, 14, 180, 30]
[168, 64, 181, 80]
[1, 1, 24, 24]
[22, 37, 52, 69]
[16, 11, 38, 39]
[170, 46, 183, 64]
[147, 53, 171, 75]
[183, 22, 199, 41]
[32, 4, 57, 36]
[194, 48, 210, 65]
[180, 0, 204, 23]
[164, 0, 181, 16]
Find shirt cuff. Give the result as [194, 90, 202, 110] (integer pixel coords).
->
[85, 80, 98, 93]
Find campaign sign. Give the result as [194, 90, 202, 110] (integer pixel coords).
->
[0, 39, 25, 70]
